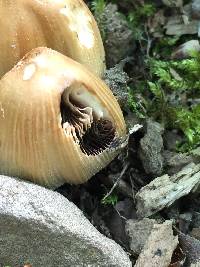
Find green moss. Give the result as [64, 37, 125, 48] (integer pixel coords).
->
[128, 3, 156, 23]
[91, 0, 106, 16]
[91, 0, 200, 152]
[91, 0, 107, 39]
[128, 88, 147, 119]
[149, 57, 200, 92]
[169, 105, 200, 151]
[153, 37, 180, 58]
[147, 53, 200, 151]
[101, 193, 118, 206]
[127, 3, 156, 40]
[128, 50, 200, 151]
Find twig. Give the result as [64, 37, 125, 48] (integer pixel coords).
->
[102, 162, 130, 201]
[114, 207, 127, 220]
[129, 176, 136, 202]
[144, 23, 152, 57]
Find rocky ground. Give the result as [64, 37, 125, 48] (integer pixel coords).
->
[2, 0, 200, 266]
[58, 0, 200, 266]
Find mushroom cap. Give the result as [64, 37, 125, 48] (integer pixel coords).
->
[0, 0, 105, 77]
[0, 47, 126, 188]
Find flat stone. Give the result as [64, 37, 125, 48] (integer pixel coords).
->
[0, 175, 131, 267]
[138, 119, 164, 176]
[125, 218, 156, 255]
[165, 15, 199, 36]
[135, 221, 178, 267]
[136, 163, 200, 217]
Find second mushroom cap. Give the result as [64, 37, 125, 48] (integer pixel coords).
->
[0, 0, 105, 78]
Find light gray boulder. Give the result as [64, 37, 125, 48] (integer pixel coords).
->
[0, 175, 131, 267]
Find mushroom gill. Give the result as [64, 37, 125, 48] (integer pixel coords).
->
[0, 0, 105, 78]
[0, 47, 126, 188]
[60, 85, 116, 155]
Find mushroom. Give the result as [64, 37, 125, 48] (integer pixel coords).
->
[0, 0, 105, 78]
[0, 47, 126, 188]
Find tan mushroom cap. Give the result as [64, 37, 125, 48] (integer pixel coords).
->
[0, 0, 105, 78]
[0, 47, 126, 188]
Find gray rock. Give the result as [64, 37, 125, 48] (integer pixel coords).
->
[162, 0, 183, 7]
[136, 163, 200, 218]
[135, 221, 178, 267]
[0, 175, 131, 267]
[179, 232, 200, 264]
[163, 150, 193, 175]
[125, 218, 156, 255]
[104, 63, 129, 110]
[171, 40, 200, 59]
[165, 4, 199, 36]
[193, 212, 200, 228]
[191, 227, 200, 241]
[138, 119, 164, 176]
[179, 212, 193, 233]
[96, 4, 135, 67]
